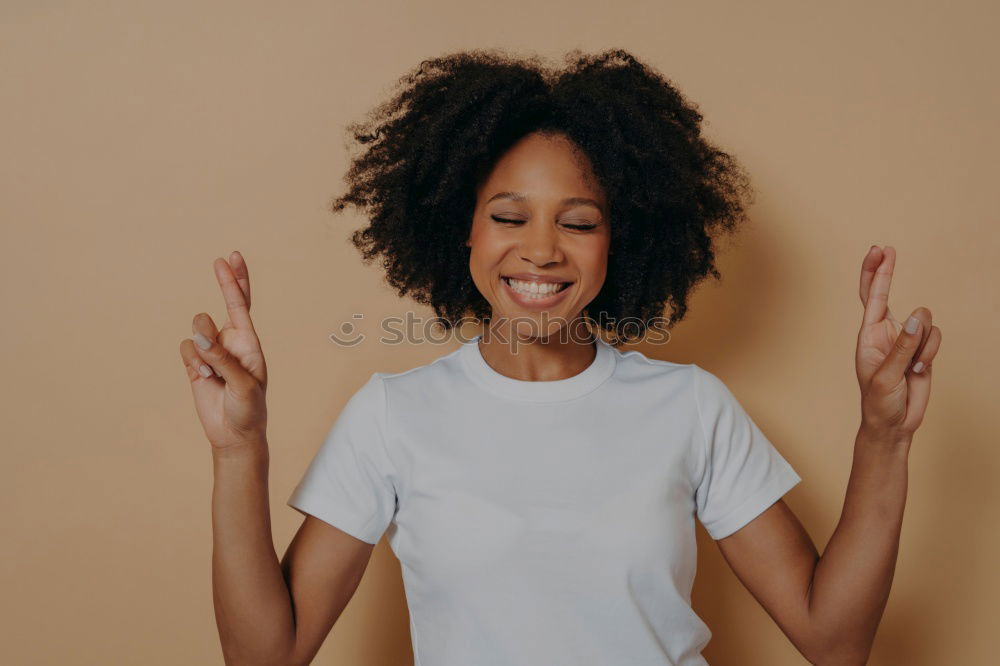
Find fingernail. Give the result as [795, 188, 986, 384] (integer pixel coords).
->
[193, 331, 212, 350]
[198, 364, 213, 378]
[912, 361, 925, 373]
[905, 316, 919, 334]
[213, 366, 222, 377]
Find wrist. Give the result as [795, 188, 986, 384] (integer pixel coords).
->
[211, 437, 269, 463]
[857, 422, 912, 451]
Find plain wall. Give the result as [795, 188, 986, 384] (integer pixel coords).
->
[2, 1, 997, 664]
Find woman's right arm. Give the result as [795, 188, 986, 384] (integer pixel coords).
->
[181, 252, 376, 665]
[211, 440, 295, 663]
[212, 440, 376, 666]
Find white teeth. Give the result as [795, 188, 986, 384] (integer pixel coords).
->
[505, 278, 568, 298]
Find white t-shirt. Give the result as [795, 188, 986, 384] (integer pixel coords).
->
[288, 335, 801, 665]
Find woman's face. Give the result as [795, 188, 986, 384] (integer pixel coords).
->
[466, 131, 610, 341]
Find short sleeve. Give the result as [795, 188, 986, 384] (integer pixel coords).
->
[287, 373, 398, 545]
[692, 365, 801, 540]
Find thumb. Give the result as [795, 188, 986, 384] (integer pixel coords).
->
[190, 329, 258, 398]
[875, 308, 927, 387]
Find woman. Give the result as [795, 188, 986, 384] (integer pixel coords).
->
[180, 49, 942, 665]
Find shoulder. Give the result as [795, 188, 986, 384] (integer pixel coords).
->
[610, 350, 742, 418]
[368, 341, 468, 407]
[610, 344, 700, 388]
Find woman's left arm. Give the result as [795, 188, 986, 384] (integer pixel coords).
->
[715, 245, 943, 665]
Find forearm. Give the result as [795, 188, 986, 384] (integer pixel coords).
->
[212, 440, 296, 665]
[806, 426, 910, 663]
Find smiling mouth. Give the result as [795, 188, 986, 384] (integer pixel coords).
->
[501, 276, 573, 298]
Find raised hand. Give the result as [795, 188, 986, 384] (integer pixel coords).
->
[856, 245, 942, 442]
[179, 251, 269, 450]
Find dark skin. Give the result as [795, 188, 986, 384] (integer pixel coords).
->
[465, 131, 611, 380]
[182, 128, 941, 663]
[715, 245, 941, 663]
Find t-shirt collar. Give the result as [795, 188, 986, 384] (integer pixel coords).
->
[459, 334, 617, 402]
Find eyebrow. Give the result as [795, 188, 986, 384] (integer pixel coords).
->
[486, 191, 604, 213]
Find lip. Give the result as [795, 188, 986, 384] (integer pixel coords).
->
[501, 272, 574, 284]
[500, 275, 574, 310]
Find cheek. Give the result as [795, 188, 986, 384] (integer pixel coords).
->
[468, 225, 509, 267]
[578, 240, 610, 284]
[466, 236, 504, 294]
[586, 264, 609, 298]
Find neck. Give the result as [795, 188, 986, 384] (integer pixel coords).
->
[477, 317, 597, 382]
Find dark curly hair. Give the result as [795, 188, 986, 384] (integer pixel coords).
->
[329, 47, 754, 346]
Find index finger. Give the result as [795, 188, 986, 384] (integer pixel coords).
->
[213, 256, 254, 330]
[863, 245, 896, 326]
[228, 250, 251, 310]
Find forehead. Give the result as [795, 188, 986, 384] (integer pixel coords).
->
[478, 133, 605, 204]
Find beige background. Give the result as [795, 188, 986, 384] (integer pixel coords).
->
[2, 1, 997, 664]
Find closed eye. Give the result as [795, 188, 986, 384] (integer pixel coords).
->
[491, 215, 597, 231]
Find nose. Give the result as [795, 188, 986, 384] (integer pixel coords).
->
[517, 221, 563, 266]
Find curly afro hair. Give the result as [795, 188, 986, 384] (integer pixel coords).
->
[330, 47, 754, 346]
